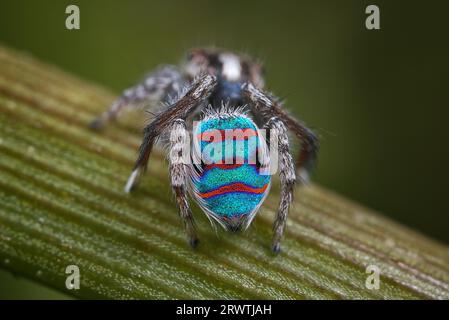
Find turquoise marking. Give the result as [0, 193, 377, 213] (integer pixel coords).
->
[196, 164, 269, 193]
[198, 116, 257, 132]
[200, 137, 259, 165]
[203, 192, 267, 217]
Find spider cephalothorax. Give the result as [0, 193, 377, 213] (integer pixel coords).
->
[90, 47, 318, 253]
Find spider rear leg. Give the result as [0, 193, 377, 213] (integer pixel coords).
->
[125, 75, 217, 246]
[169, 119, 198, 247]
[89, 65, 185, 130]
[277, 116, 318, 184]
[264, 117, 296, 253]
[124, 74, 217, 192]
[242, 83, 319, 184]
[243, 82, 319, 252]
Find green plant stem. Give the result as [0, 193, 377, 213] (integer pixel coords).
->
[0, 45, 448, 299]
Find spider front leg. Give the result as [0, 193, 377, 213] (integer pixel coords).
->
[242, 83, 319, 184]
[124, 74, 217, 193]
[264, 117, 296, 253]
[90, 65, 185, 129]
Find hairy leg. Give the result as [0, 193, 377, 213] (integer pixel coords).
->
[242, 83, 319, 184]
[124, 74, 217, 192]
[264, 117, 296, 253]
[168, 119, 198, 247]
[90, 65, 185, 129]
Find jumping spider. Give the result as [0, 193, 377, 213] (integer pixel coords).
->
[90, 48, 318, 253]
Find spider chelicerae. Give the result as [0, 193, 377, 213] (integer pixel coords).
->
[90, 48, 319, 253]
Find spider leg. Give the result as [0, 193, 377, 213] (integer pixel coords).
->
[124, 74, 217, 192]
[242, 83, 319, 184]
[263, 117, 296, 253]
[168, 119, 198, 247]
[89, 65, 185, 129]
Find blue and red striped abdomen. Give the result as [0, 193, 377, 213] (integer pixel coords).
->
[190, 110, 271, 231]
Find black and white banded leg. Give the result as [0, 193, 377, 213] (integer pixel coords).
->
[264, 117, 296, 253]
[124, 74, 217, 193]
[168, 119, 198, 247]
[90, 65, 185, 129]
[242, 83, 319, 184]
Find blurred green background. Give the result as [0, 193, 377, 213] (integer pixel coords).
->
[0, 0, 448, 299]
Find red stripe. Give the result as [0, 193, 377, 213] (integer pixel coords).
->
[199, 183, 268, 199]
[204, 163, 244, 170]
[197, 129, 258, 142]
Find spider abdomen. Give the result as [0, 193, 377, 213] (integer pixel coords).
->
[190, 110, 271, 231]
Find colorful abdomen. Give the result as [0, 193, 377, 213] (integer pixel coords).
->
[190, 110, 271, 231]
